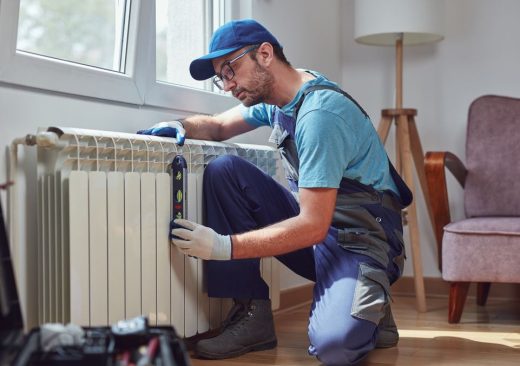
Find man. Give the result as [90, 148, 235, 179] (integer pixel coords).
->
[139, 19, 412, 366]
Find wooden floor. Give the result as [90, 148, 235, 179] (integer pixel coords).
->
[191, 295, 520, 366]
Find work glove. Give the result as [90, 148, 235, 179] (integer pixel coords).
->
[171, 219, 231, 260]
[137, 120, 186, 146]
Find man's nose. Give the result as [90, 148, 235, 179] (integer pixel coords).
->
[222, 78, 236, 92]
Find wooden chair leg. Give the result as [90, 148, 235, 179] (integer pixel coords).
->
[449, 282, 470, 323]
[477, 282, 491, 306]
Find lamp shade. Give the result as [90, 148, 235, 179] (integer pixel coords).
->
[355, 0, 444, 46]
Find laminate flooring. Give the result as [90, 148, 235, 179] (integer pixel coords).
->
[191, 295, 520, 365]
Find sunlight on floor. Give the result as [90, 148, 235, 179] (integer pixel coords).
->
[400, 329, 520, 348]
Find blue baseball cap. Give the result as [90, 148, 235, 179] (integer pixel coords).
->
[189, 19, 282, 81]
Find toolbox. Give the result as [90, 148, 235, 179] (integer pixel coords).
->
[0, 195, 191, 366]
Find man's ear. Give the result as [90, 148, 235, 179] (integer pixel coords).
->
[256, 42, 274, 67]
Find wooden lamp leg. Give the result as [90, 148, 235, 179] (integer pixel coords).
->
[398, 114, 428, 312]
[395, 117, 402, 173]
[408, 117, 435, 230]
[374, 35, 430, 313]
[377, 115, 393, 144]
[377, 110, 428, 313]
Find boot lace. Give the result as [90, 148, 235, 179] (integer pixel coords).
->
[220, 302, 254, 336]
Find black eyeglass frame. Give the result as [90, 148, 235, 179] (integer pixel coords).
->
[212, 45, 260, 90]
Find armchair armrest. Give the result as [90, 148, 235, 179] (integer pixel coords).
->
[424, 152, 468, 271]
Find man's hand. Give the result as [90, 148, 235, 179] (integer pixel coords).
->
[171, 219, 231, 260]
[137, 121, 186, 145]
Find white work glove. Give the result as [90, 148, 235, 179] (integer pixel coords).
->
[171, 219, 232, 260]
[137, 120, 186, 146]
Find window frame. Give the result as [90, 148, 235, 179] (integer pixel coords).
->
[0, 0, 251, 115]
[0, 0, 143, 104]
[143, 0, 238, 114]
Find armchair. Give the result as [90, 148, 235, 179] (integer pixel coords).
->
[425, 95, 520, 323]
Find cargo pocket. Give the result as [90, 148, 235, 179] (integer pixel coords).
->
[337, 227, 370, 251]
[350, 263, 391, 325]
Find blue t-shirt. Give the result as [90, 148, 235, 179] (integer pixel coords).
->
[240, 71, 399, 195]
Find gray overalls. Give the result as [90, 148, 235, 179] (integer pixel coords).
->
[270, 85, 412, 365]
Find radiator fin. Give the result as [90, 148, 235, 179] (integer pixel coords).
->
[156, 173, 171, 326]
[107, 172, 125, 324]
[124, 172, 141, 319]
[68, 171, 89, 325]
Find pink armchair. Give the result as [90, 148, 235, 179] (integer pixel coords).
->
[425, 95, 520, 323]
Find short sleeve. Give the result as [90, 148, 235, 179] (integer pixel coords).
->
[240, 103, 273, 128]
[296, 108, 358, 188]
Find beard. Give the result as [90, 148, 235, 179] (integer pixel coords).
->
[233, 62, 274, 107]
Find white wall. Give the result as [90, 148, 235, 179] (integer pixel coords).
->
[251, 0, 342, 82]
[341, 0, 520, 278]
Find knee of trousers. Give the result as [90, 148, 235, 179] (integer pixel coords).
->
[308, 322, 375, 366]
[204, 154, 244, 180]
[203, 155, 244, 196]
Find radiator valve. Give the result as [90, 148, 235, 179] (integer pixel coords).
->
[35, 131, 60, 148]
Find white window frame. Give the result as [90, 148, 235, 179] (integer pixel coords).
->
[0, 0, 252, 115]
[141, 0, 236, 114]
[0, 0, 143, 104]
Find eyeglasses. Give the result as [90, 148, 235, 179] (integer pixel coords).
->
[213, 45, 259, 90]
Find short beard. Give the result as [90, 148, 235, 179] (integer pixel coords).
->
[233, 62, 274, 107]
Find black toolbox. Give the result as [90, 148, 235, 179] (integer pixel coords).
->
[0, 194, 191, 366]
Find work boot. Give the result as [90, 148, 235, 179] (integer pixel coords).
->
[375, 303, 399, 348]
[195, 298, 277, 359]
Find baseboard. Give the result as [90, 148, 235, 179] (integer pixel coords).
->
[391, 277, 520, 300]
[276, 277, 520, 312]
[275, 283, 313, 314]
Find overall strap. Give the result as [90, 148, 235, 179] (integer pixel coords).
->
[293, 85, 369, 120]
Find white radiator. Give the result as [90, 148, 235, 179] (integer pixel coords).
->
[31, 126, 280, 337]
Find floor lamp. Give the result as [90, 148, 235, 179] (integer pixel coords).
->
[354, 0, 445, 312]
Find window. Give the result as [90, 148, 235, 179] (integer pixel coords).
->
[0, 0, 249, 112]
[17, 0, 130, 72]
[156, 0, 226, 92]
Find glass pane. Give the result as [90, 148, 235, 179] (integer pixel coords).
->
[156, 0, 209, 90]
[17, 0, 129, 72]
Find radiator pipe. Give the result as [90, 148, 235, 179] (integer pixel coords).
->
[7, 131, 60, 285]
[8, 138, 24, 286]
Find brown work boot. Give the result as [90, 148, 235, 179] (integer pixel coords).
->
[195, 298, 277, 359]
[375, 304, 399, 348]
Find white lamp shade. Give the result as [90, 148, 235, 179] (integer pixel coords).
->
[355, 0, 444, 46]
